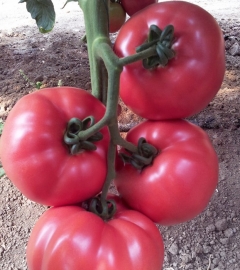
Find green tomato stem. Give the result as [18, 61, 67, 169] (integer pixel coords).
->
[100, 137, 116, 202]
[118, 46, 158, 66]
[78, 0, 172, 214]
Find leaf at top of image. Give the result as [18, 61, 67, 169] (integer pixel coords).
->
[19, 0, 55, 33]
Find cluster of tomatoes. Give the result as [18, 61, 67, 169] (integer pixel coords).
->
[0, 1, 226, 269]
[0, 87, 166, 269]
[113, 0, 226, 225]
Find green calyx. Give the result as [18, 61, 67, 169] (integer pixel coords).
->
[64, 116, 103, 155]
[120, 137, 158, 170]
[89, 195, 117, 220]
[136, 24, 175, 69]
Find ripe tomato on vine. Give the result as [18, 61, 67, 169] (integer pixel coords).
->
[114, 1, 225, 120]
[115, 119, 219, 225]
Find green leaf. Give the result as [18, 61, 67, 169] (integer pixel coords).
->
[19, 0, 55, 33]
[62, 0, 78, 9]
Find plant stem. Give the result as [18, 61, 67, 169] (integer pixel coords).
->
[78, 0, 137, 151]
[119, 46, 157, 66]
[78, 0, 161, 141]
[100, 138, 116, 202]
[79, 0, 110, 101]
[78, 0, 160, 207]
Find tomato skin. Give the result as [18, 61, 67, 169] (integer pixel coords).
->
[114, 119, 218, 225]
[27, 205, 164, 270]
[109, 2, 126, 33]
[114, 1, 225, 120]
[120, 0, 157, 16]
[0, 87, 110, 206]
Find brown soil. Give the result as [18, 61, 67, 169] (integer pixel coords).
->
[0, 1, 240, 269]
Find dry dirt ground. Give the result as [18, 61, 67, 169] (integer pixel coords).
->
[0, 0, 240, 269]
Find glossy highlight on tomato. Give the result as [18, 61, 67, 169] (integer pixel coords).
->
[27, 205, 165, 270]
[115, 119, 219, 225]
[0, 87, 110, 206]
[114, 1, 225, 120]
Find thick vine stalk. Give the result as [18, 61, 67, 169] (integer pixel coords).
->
[78, 0, 138, 151]
[78, 0, 164, 144]
[78, 0, 169, 210]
